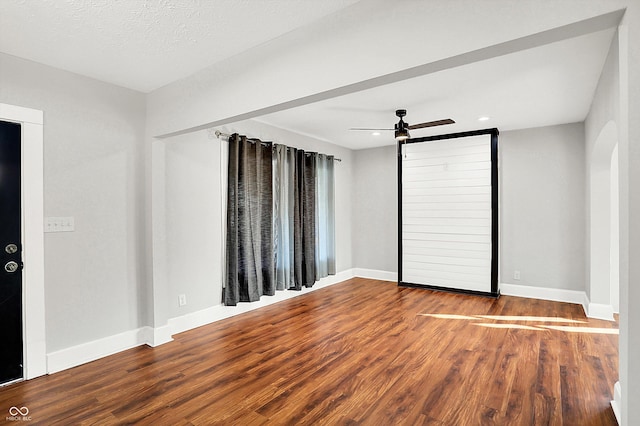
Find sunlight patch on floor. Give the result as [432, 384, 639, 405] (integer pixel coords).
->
[539, 325, 619, 334]
[476, 315, 585, 323]
[417, 313, 618, 334]
[417, 314, 476, 320]
[474, 323, 541, 330]
[417, 313, 584, 323]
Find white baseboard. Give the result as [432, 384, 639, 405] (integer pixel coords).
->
[44, 270, 356, 375]
[499, 283, 589, 314]
[169, 269, 356, 335]
[353, 268, 397, 282]
[145, 325, 174, 347]
[46, 327, 149, 374]
[501, 283, 616, 321]
[611, 381, 621, 425]
[587, 302, 615, 321]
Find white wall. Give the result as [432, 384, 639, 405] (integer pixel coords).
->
[352, 145, 397, 273]
[500, 124, 586, 291]
[621, 7, 640, 421]
[611, 144, 620, 313]
[160, 119, 353, 319]
[0, 53, 147, 352]
[164, 130, 224, 318]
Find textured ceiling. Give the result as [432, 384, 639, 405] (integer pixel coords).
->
[0, 0, 359, 92]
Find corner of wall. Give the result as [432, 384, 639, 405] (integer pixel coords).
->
[586, 302, 616, 321]
[353, 268, 397, 282]
[46, 328, 150, 374]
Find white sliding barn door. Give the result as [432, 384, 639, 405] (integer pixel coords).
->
[400, 131, 498, 295]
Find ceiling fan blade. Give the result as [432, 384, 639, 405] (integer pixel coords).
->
[407, 118, 455, 130]
[349, 128, 394, 131]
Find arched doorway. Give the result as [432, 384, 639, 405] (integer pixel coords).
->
[588, 120, 618, 319]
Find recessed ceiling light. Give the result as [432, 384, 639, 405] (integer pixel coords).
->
[371, 132, 381, 136]
[478, 116, 490, 122]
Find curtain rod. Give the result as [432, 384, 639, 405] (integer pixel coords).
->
[209, 129, 342, 162]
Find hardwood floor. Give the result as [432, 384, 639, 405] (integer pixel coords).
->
[0, 278, 618, 425]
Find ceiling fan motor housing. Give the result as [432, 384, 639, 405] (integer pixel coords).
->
[394, 109, 409, 140]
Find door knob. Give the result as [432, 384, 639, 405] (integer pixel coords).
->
[5, 244, 18, 254]
[4, 261, 19, 273]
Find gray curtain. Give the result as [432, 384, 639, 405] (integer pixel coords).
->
[316, 154, 336, 279]
[273, 145, 297, 290]
[225, 139, 336, 304]
[225, 134, 274, 306]
[297, 150, 316, 288]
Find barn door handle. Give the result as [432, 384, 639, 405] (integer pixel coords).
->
[4, 261, 19, 273]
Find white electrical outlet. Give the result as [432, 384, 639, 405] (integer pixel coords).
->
[178, 294, 187, 306]
[514, 270, 521, 280]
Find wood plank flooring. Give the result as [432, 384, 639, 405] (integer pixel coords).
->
[0, 278, 618, 425]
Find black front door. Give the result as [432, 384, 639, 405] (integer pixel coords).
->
[0, 120, 23, 384]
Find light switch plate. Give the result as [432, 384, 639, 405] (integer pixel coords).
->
[44, 217, 75, 233]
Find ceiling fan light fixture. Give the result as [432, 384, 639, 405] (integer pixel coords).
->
[395, 129, 410, 141]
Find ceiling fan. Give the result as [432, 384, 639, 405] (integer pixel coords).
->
[350, 109, 455, 141]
